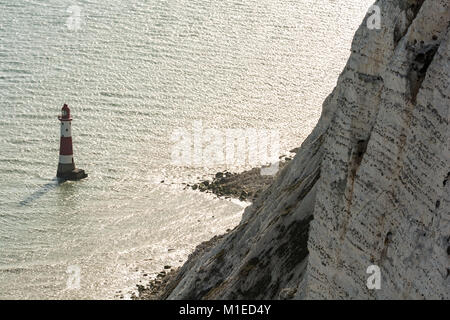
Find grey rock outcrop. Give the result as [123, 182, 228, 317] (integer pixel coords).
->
[166, 0, 450, 300]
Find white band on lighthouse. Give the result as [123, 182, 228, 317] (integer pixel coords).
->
[59, 155, 74, 164]
[61, 121, 72, 137]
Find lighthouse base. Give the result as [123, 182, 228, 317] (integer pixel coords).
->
[57, 168, 88, 181]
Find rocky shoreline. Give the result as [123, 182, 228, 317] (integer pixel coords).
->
[131, 233, 230, 300]
[131, 266, 179, 300]
[184, 151, 296, 202]
[130, 150, 297, 299]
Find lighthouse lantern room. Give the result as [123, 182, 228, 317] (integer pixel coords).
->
[57, 104, 87, 181]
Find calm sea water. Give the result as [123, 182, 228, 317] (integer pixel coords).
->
[0, 0, 373, 299]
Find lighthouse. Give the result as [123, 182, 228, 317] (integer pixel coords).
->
[57, 104, 87, 181]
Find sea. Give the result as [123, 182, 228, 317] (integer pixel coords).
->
[0, 0, 373, 299]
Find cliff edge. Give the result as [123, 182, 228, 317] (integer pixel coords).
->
[164, 0, 450, 299]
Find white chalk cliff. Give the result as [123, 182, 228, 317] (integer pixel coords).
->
[167, 0, 450, 299]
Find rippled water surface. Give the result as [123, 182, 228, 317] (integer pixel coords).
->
[0, 0, 373, 299]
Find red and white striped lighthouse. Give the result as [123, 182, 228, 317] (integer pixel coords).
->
[57, 104, 87, 180]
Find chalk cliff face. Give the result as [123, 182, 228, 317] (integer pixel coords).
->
[167, 0, 450, 299]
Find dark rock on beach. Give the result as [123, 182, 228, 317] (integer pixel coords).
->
[131, 267, 179, 300]
[187, 158, 294, 202]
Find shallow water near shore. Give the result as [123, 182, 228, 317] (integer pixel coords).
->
[0, 0, 373, 299]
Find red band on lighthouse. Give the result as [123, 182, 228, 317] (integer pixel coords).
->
[60, 137, 73, 155]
